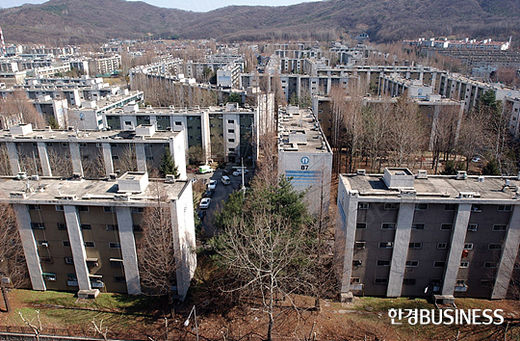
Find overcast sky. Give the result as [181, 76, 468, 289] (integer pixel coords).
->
[1, 0, 320, 12]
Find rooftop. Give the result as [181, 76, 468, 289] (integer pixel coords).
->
[0, 173, 188, 206]
[0, 125, 180, 142]
[341, 169, 520, 202]
[278, 106, 331, 153]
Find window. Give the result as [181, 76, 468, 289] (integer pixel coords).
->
[415, 203, 427, 210]
[489, 244, 502, 250]
[353, 260, 362, 267]
[64, 257, 74, 264]
[358, 203, 369, 210]
[409, 242, 422, 249]
[381, 223, 396, 229]
[55, 205, 64, 211]
[84, 241, 95, 248]
[356, 223, 367, 229]
[463, 243, 473, 250]
[493, 224, 507, 231]
[78, 206, 89, 212]
[403, 278, 416, 285]
[228, 138, 235, 143]
[375, 278, 388, 284]
[80, 224, 91, 230]
[379, 242, 393, 249]
[441, 224, 453, 230]
[484, 262, 497, 268]
[350, 277, 360, 283]
[412, 224, 424, 230]
[384, 203, 398, 210]
[468, 224, 478, 232]
[377, 260, 390, 266]
[31, 222, 45, 230]
[434, 261, 446, 268]
[456, 280, 466, 286]
[437, 242, 448, 249]
[444, 204, 457, 211]
[28, 204, 40, 210]
[103, 207, 114, 213]
[175, 121, 182, 126]
[354, 241, 366, 249]
[109, 242, 121, 249]
[406, 260, 419, 267]
[498, 205, 512, 212]
[106, 224, 118, 231]
[42, 273, 56, 281]
[460, 261, 469, 268]
[471, 204, 482, 212]
[228, 148, 235, 152]
[228, 129, 235, 134]
[131, 207, 144, 214]
[227, 120, 234, 124]
[63, 241, 70, 247]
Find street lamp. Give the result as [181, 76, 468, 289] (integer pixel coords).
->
[183, 305, 199, 341]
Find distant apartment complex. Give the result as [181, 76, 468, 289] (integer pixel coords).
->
[3, 172, 196, 299]
[336, 168, 520, 302]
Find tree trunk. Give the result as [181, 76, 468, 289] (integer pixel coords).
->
[1, 287, 9, 312]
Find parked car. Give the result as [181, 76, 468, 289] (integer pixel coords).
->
[471, 156, 481, 163]
[198, 210, 206, 220]
[232, 169, 249, 176]
[204, 189, 215, 198]
[208, 180, 217, 190]
[199, 198, 211, 209]
[221, 175, 231, 185]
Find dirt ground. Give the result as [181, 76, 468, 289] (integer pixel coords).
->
[1, 290, 520, 341]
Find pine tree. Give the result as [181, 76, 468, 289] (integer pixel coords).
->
[159, 148, 179, 178]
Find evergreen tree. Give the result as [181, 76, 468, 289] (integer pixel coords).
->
[227, 92, 241, 103]
[482, 159, 500, 175]
[159, 148, 179, 178]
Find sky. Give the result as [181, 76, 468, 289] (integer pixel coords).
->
[1, 0, 320, 12]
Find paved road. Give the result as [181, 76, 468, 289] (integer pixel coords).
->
[189, 168, 253, 237]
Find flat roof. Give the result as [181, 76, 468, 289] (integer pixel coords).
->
[106, 106, 256, 116]
[0, 129, 180, 142]
[0, 176, 188, 206]
[278, 106, 332, 153]
[341, 173, 520, 202]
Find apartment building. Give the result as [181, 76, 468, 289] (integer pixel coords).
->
[0, 123, 187, 180]
[103, 103, 258, 164]
[336, 168, 520, 303]
[89, 55, 121, 76]
[216, 63, 241, 88]
[378, 73, 434, 99]
[438, 73, 520, 112]
[2, 171, 196, 299]
[278, 106, 332, 215]
[505, 97, 520, 138]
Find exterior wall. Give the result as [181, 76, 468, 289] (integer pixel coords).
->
[337, 175, 520, 299]
[278, 150, 332, 215]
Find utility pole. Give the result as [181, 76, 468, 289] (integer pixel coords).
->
[241, 157, 246, 193]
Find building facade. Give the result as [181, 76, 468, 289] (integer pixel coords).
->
[336, 168, 520, 302]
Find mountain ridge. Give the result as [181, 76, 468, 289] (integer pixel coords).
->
[0, 0, 518, 44]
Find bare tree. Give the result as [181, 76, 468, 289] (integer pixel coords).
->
[47, 148, 73, 177]
[19, 310, 43, 341]
[387, 95, 427, 167]
[82, 149, 106, 178]
[114, 145, 137, 174]
[456, 111, 488, 171]
[0, 204, 29, 289]
[91, 318, 109, 341]
[0, 91, 45, 128]
[136, 186, 176, 304]
[429, 106, 461, 174]
[0, 144, 11, 175]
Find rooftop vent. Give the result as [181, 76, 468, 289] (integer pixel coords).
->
[383, 167, 414, 189]
[416, 170, 428, 179]
[117, 171, 149, 193]
[356, 169, 366, 175]
[456, 171, 467, 180]
[477, 176, 485, 183]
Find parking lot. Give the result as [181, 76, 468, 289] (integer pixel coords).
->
[189, 167, 253, 236]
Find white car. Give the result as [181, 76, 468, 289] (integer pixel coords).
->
[471, 156, 481, 163]
[232, 169, 249, 176]
[199, 198, 211, 210]
[221, 175, 231, 185]
[208, 180, 217, 190]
